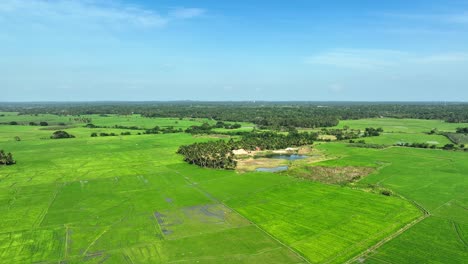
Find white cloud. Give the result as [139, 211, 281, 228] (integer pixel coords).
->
[306, 49, 468, 69]
[0, 0, 204, 29]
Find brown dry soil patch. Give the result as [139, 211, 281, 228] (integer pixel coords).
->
[295, 166, 374, 184]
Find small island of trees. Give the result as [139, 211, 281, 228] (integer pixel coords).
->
[50, 131, 75, 139]
[0, 150, 16, 165]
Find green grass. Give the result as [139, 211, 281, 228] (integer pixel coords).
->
[0, 114, 465, 263]
[361, 132, 452, 146]
[0, 113, 255, 130]
[334, 118, 468, 133]
[315, 144, 468, 263]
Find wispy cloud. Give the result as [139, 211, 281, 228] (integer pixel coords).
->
[382, 12, 468, 25]
[305, 49, 407, 69]
[170, 8, 205, 19]
[0, 0, 204, 29]
[306, 49, 468, 69]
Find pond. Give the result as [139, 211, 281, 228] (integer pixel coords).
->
[268, 154, 308, 160]
[256, 166, 289, 172]
[253, 154, 308, 173]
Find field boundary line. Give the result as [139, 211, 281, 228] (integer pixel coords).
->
[452, 221, 467, 248]
[64, 224, 70, 259]
[344, 199, 430, 264]
[82, 227, 110, 256]
[166, 246, 284, 264]
[174, 170, 312, 264]
[35, 184, 61, 227]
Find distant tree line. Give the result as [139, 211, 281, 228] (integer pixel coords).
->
[0, 150, 15, 165]
[3, 102, 467, 128]
[3, 121, 49, 126]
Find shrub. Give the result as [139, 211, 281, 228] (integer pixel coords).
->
[0, 150, 16, 165]
[442, 144, 455, 150]
[39, 121, 48, 126]
[50, 131, 75, 139]
[381, 190, 392, 196]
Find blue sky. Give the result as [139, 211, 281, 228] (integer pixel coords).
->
[1, 0, 468, 101]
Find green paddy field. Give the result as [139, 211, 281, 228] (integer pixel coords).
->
[0, 114, 466, 263]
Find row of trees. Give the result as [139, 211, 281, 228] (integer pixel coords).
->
[185, 122, 242, 134]
[0, 150, 15, 165]
[91, 131, 133, 137]
[395, 142, 461, 150]
[144, 126, 182, 134]
[6, 121, 49, 126]
[85, 123, 141, 130]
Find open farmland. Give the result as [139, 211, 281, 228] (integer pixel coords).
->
[314, 144, 468, 263]
[0, 112, 466, 263]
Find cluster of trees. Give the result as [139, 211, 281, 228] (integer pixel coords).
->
[214, 121, 242, 129]
[177, 131, 317, 169]
[144, 126, 182, 134]
[50, 131, 75, 139]
[235, 131, 317, 150]
[363, 127, 383, 137]
[177, 140, 237, 169]
[320, 128, 361, 140]
[456, 127, 468, 134]
[0, 150, 15, 165]
[185, 123, 213, 134]
[29, 121, 49, 126]
[70, 117, 92, 123]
